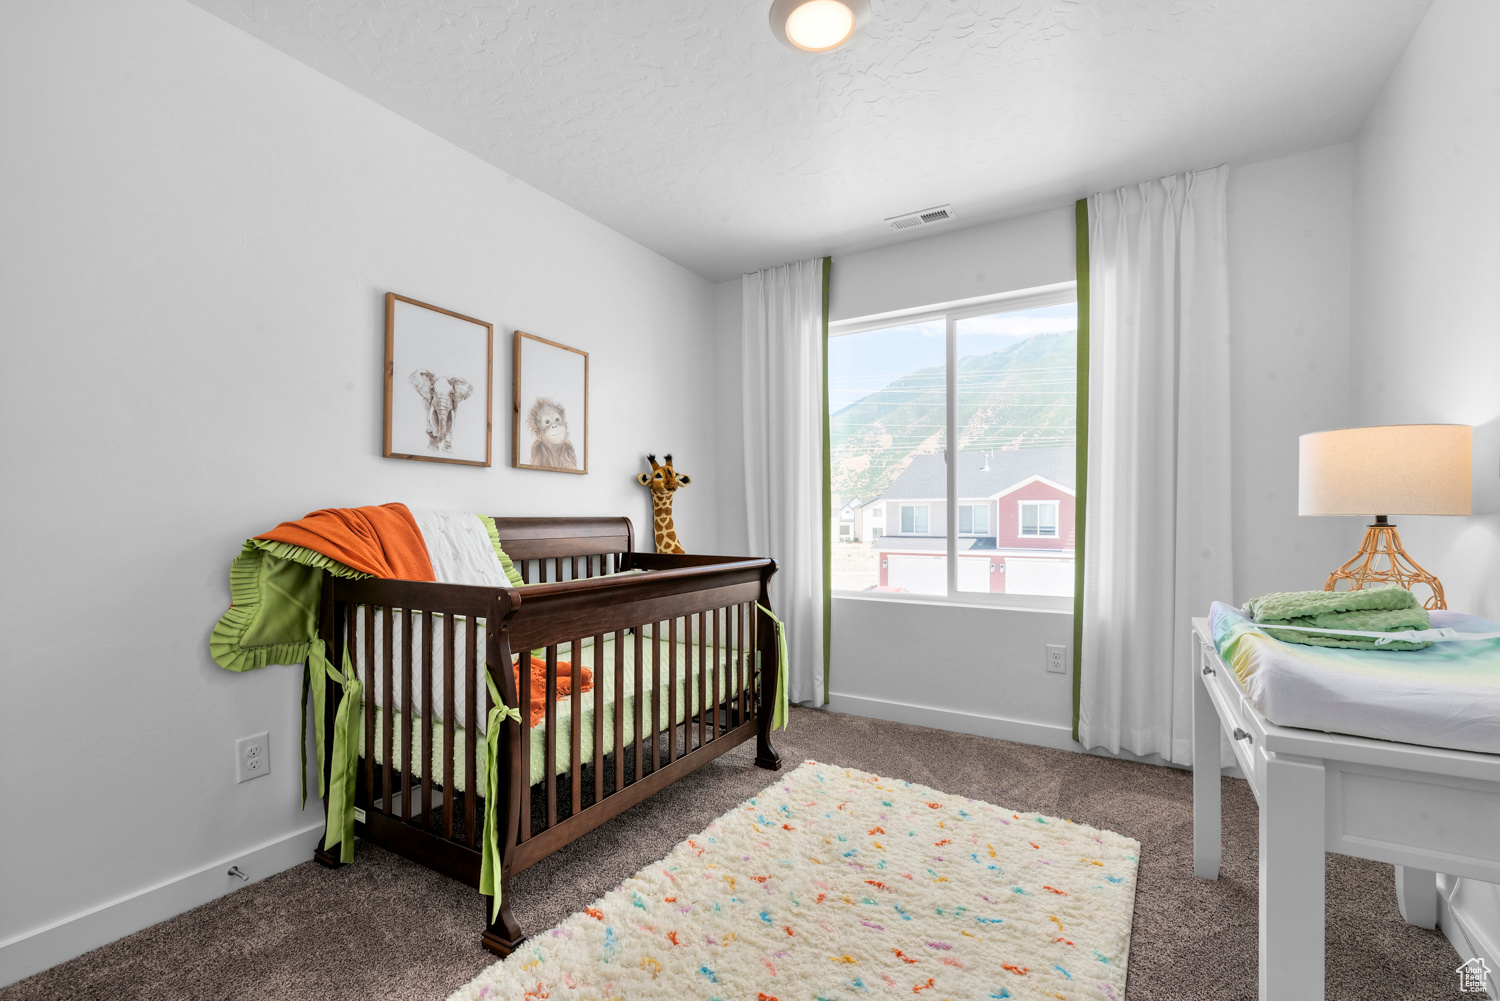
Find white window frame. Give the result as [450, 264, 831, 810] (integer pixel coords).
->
[899, 504, 930, 535]
[958, 503, 990, 535]
[1017, 499, 1060, 538]
[828, 281, 1077, 610]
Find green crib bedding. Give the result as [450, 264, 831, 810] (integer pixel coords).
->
[368, 632, 750, 790]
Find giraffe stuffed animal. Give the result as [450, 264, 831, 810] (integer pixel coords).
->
[637, 453, 691, 554]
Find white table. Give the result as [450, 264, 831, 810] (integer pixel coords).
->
[1192, 617, 1500, 999]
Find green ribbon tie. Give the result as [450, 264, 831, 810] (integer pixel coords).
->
[755, 603, 791, 731]
[304, 639, 362, 863]
[479, 670, 523, 921]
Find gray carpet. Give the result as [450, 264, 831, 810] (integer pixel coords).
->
[3, 706, 1469, 1000]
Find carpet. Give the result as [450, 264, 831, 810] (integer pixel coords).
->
[451, 761, 1139, 1001]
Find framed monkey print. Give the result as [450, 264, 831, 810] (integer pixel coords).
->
[512, 331, 588, 474]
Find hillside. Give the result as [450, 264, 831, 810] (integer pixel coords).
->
[830, 330, 1077, 502]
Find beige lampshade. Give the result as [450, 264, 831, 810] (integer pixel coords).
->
[1299, 424, 1472, 516]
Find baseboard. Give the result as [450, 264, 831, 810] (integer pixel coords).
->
[0, 820, 325, 989]
[827, 692, 1084, 752]
[823, 693, 1246, 778]
[1439, 874, 1500, 999]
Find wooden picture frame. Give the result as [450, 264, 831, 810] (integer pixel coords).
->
[512, 331, 589, 474]
[383, 292, 494, 467]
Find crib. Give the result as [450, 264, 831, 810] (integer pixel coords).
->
[310, 516, 783, 955]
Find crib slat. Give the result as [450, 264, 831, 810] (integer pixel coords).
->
[519, 646, 532, 842]
[442, 614, 456, 839]
[520, 560, 530, 584]
[465, 614, 479, 847]
[633, 626, 644, 783]
[712, 608, 722, 739]
[613, 630, 625, 791]
[736, 604, 746, 727]
[382, 607, 394, 815]
[668, 618, 678, 764]
[751, 603, 761, 726]
[401, 607, 413, 822]
[697, 612, 707, 749]
[362, 606, 375, 809]
[593, 632, 605, 802]
[739, 603, 749, 727]
[570, 638, 582, 816]
[571, 556, 579, 582]
[650, 622, 662, 774]
[545, 645, 558, 829]
[421, 610, 433, 822]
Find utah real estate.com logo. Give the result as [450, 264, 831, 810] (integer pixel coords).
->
[1457, 957, 1491, 994]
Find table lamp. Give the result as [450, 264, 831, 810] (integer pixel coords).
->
[1298, 424, 1472, 610]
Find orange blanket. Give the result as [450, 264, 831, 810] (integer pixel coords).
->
[256, 503, 434, 581]
[515, 655, 595, 727]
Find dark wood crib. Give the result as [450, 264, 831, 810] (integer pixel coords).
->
[311, 516, 782, 955]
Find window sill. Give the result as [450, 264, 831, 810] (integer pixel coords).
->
[831, 591, 1073, 614]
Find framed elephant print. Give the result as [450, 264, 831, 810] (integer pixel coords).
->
[383, 292, 493, 467]
[512, 331, 588, 474]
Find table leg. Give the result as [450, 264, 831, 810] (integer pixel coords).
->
[1260, 751, 1325, 1001]
[1193, 639, 1222, 880]
[1395, 865, 1438, 929]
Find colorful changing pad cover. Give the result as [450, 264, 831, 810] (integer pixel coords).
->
[1210, 602, 1500, 755]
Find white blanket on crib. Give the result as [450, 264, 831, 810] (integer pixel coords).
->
[409, 508, 511, 587]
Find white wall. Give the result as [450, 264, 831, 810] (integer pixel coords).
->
[1227, 143, 1358, 601]
[1350, 0, 1500, 619]
[1347, 0, 1500, 970]
[0, 0, 718, 982]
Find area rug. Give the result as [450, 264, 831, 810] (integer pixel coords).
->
[450, 761, 1139, 1000]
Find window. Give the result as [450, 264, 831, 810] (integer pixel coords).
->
[958, 504, 989, 535]
[839, 523, 853, 540]
[828, 286, 1077, 599]
[899, 505, 930, 534]
[1018, 500, 1060, 538]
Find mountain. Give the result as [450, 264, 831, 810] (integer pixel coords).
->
[830, 330, 1077, 502]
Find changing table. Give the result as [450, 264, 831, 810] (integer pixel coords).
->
[1192, 614, 1500, 999]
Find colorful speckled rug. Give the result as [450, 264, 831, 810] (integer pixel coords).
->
[450, 761, 1139, 1001]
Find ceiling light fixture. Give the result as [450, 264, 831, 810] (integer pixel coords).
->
[769, 0, 869, 53]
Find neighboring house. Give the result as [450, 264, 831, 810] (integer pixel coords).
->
[835, 497, 862, 541]
[834, 497, 885, 542]
[867, 448, 1075, 595]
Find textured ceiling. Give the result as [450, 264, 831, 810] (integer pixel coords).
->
[188, 0, 1431, 281]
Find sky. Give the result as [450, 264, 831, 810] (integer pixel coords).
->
[828, 302, 1078, 413]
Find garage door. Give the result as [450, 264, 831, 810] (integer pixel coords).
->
[1004, 558, 1074, 597]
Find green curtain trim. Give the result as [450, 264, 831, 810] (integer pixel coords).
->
[756, 602, 792, 731]
[478, 515, 526, 589]
[820, 255, 833, 705]
[1072, 199, 1091, 744]
[479, 670, 524, 921]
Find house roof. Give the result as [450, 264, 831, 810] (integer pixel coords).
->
[875, 448, 1075, 502]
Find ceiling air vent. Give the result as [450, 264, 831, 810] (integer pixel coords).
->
[885, 204, 955, 231]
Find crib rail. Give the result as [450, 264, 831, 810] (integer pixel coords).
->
[313, 544, 782, 955]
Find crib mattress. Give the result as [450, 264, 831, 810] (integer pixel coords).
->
[367, 632, 749, 788]
[1209, 602, 1500, 755]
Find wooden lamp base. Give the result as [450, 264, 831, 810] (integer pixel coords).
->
[1324, 515, 1446, 610]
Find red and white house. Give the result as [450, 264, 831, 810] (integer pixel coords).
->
[862, 448, 1075, 595]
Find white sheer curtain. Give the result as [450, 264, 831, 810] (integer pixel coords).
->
[742, 258, 827, 706]
[1079, 166, 1233, 765]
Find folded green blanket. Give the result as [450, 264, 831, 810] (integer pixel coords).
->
[1245, 586, 1431, 650]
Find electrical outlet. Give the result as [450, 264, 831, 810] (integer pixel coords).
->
[236, 732, 270, 783]
[1045, 644, 1068, 675]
